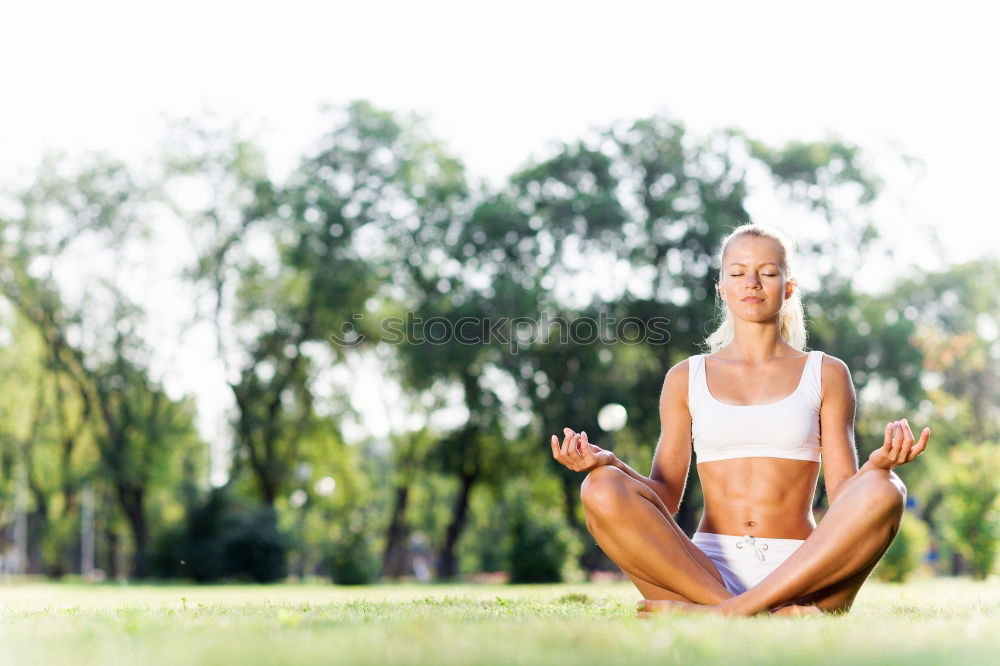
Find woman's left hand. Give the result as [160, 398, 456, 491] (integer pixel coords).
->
[867, 418, 930, 470]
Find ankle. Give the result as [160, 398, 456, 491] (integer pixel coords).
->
[717, 596, 761, 617]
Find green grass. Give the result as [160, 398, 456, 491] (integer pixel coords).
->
[2, 578, 999, 665]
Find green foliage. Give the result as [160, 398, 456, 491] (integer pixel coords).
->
[903, 260, 1000, 444]
[938, 443, 1000, 580]
[456, 485, 512, 575]
[508, 507, 583, 584]
[875, 511, 931, 583]
[748, 138, 880, 206]
[454, 476, 583, 583]
[504, 478, 583, 584]
[324, 530, 380, 585]
[152, 488, 289, 583]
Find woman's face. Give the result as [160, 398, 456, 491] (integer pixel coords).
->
[718, 234, 795, 322]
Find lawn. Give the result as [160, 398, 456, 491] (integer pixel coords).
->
[1, 578, 998, 665]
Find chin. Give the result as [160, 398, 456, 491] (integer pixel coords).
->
[734, 307, 781, 322]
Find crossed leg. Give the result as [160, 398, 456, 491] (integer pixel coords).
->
[764, 471, 906, 612]
[642, 468, 906, 617]
[580, 465, 733, 605]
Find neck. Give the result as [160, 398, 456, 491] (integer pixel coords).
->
[726, 320, 789, 362]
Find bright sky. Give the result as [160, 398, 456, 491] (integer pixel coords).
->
[1, 0, 997, 475]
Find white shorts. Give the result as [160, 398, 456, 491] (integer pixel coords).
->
[692, 532, 805, 595]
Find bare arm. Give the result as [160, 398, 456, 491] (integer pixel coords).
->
[820, 355, 931, 504]
[818, 356, 860, 503]
[644, 360, 693, 514]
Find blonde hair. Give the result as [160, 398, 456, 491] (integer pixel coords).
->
[704, 223, 807, 353]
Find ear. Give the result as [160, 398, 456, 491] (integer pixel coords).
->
[785, 277, 798, 299]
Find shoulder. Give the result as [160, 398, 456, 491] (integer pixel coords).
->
[817, 353, 855, 399]
[660, 356, 697, 403]
[818, 352, 851, 378]
[664, 355, 700, 386]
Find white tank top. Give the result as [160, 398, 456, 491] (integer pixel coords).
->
[688, 350, 824, 463]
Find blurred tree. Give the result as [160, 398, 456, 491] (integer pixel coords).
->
[937, 443, 1000, 579]
[381, 425, 436, 579]
[0, 155, 207, 578]
[153, 486, 288, 582]
[389, 194, 545, 578]
[169, 101, 463, 511]
[295, 106, 546, 580]
[891, 259, 1000, 570]
[0, 311, 90, 575]
[904, 259, 1000, 443]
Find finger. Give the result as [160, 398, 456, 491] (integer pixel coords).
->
[897, 419, 915, 463]
[571, 434, 583, 456]
[887, 421, 902, 459]
[561, 428, 575, 456]
[893, 420, 905, 456]
[909, 427, 931, 460]
[877, 421, 900, 466]
[551, 435, 560, 459]
[878, 421, 895, 459]
[559, 430, 574, 460]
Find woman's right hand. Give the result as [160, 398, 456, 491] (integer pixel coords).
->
[550, 428, 615, 472]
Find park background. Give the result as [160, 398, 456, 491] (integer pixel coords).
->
[0, 0, 998, 591]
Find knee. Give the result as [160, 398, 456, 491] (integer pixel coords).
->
[862, 471, 907, 519]
[580, 465, 629, 516]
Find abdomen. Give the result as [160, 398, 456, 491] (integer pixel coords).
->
[696, 458, 820, 539]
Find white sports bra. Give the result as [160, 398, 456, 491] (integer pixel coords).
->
[688, 350, 824, 463]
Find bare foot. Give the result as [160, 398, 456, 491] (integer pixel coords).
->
[771, 604, 824, 617]
[636, 599, 721, 618]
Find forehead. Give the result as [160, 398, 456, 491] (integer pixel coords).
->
[722, 234, 785, 266]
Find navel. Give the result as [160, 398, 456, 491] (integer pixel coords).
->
[743, 520, 756, 528]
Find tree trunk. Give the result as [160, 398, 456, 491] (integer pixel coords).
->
[104, 522, 119, 580]
[27, 507, 47, 575]
[117, 484, 149, 579]
[951, 552, 965, 577]
[382, 483, 412, 578]
[437, 472, 477, 580]
[260, 474, 278, 509]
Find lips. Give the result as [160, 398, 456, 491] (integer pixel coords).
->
[741, 296, 763, 303]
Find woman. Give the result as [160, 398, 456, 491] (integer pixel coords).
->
[550, 223, 930, 616]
